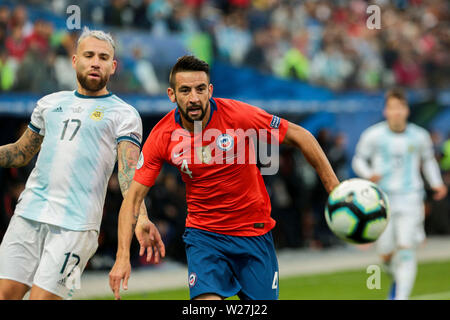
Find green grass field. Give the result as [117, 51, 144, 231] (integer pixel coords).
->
[92, 259, 450, 300]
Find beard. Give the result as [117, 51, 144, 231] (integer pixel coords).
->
[177, 100, 209, 123]
[77, 71, 109, 93]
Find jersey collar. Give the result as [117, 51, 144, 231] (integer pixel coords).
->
[74, 90, 113, 99]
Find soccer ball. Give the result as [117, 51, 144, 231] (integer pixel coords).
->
[325, 178, 390, 244]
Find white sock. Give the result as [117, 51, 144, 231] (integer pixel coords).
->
[393, 249, 417, 300]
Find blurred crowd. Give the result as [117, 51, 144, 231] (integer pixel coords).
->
[0, 0, 449, 94]
[0, 119, 449, 270]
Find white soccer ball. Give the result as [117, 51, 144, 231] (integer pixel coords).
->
[325, 178, 390, 244]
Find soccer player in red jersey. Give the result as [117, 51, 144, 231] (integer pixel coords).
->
[109, 55, 340, 300]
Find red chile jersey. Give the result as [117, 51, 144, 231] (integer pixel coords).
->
[134, 98, 289, 236]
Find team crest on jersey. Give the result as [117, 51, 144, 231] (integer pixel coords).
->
[216, 133, 234, 151]
[188, 272, 197, 288]
[90, 107, 104, 121]
[196, 145, 212, 164]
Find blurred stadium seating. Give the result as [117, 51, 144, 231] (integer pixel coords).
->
[0, 0, 448, 271]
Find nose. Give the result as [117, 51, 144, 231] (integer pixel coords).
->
[189, 90, 200, 104]
[90, 55, 100, 68]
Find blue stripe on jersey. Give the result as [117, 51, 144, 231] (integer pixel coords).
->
[62, 107, 107, 229]
[28, 122, 41, 134]
[117, 136, 141, 148]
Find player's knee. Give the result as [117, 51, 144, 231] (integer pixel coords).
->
[397, 248, 416, 262]
[380, 252, 394, 263]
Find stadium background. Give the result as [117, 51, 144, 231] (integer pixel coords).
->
[0, 0, 449, 299]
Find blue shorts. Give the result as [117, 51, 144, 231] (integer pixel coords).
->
[182, 227, 279, 300]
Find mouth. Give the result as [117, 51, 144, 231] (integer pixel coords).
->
[87, 72, 101, 79]
[187, 106, 202, 117]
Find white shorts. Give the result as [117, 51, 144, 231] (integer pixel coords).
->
[376, 192, 425, 255]
[0, 215, 98, 299]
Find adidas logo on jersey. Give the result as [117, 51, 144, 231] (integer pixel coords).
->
[52, 106, 63, 112]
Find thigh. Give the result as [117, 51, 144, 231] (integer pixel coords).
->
[33, 226, 98, 299]
[376, 212, 396, 255]
[183, 228, 241, 300]
[0, 279, 30, 300]
[0, 215, 43, 288]
[232, 232, 279, 300]
[396, 206, 425, 249]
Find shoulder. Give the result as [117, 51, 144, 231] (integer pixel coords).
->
[213, 97, 266, 124]
[361, 121, 388, 138]
[108, 94, 141, 119]
[407, 123, 431, 142]
[408, 123, 429, 136]
[36, 90, 74, 107]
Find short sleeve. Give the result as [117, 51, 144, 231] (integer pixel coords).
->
[116, 107, 143, 148]
[234, 100, 289, 145]
[354, 129, 375, 159]
[133, 127, 166, 188]
[29, 98, 46, 136]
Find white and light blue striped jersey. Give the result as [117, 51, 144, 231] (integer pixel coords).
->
[15, 90, 142, 231]
[352, 121, 443, 195]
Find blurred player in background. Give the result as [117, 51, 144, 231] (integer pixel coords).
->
[109, 55, 340, 300]
[352, 88, 447, 300]
[0, 27, 154, 300]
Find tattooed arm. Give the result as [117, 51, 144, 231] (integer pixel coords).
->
[115, 141, 148, 255]
[109, 141, 165, 299]
[0, 128, 43, 168]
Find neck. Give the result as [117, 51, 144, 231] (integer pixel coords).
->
[181, 103, 211, 132]
[76, 85, 109, 97]
[388, 122, 407, 133]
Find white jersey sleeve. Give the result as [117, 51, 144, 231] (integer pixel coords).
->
[29, 97, 46, 136]
[419, 130, 444, 188]
[115, 106, 143, 147]
[352, 127, 376, 179]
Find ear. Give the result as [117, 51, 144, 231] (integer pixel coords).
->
[71, 54, 77, 69]
[208, 83, 213, 99]
[110, 59, 117, 75]
[167, 87, 176, 103]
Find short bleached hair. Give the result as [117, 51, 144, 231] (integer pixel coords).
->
[76, 26, 116, 52]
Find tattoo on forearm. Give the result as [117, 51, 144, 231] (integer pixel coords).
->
[0, 144, 22, 167]
[132, 212, 139, 232]
[0, 129, 42, 168]
[118, 143, 140, 196]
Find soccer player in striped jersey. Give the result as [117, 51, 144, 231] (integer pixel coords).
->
[109, 55, 340, 300]
[352, 88, 447, 300]
[0, 28, 162, 300]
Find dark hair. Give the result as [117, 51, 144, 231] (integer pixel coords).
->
[169, 55, 210, 89]
[385, 88, 407, 104]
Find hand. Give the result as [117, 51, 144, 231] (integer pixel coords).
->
[109, 258, 131, 300]
[432, 184, 448, 201]
[369, 175, 381, 183]
[135, 215, 166, 264]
